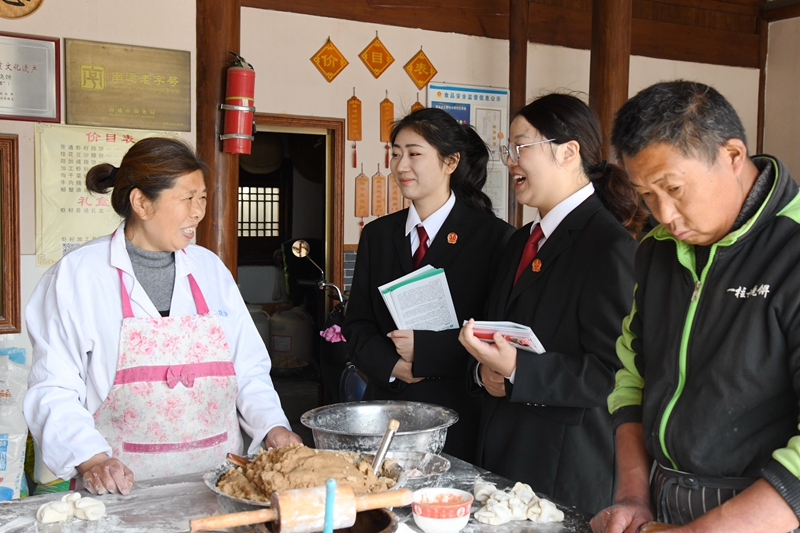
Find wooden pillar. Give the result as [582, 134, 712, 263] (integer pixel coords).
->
[588, 0, 632, 162]
[196, 0, 241, 275]
[756, 15, 768, 154]
[508, 0, 528, 228]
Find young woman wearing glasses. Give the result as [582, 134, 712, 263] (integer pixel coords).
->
[458, 93, 646, 513]
[343, 108, 513, 463]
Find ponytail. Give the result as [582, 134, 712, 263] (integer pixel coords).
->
[516, 93, 647, 234]
[450, 125, 493, 214]
[591, 162, 647, 235]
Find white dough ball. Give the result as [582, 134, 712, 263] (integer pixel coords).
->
[473, 481, 497, 503]
[526, 497, 565, 524]
[74, 497, 106, 521]
[60, 491, 82, 516]
[474, 501, 513, 525]
[36, 501, 72, 524]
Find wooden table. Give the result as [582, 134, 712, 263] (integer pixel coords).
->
[0, 454, 592, 532]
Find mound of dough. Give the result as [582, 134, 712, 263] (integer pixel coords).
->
[61, 492, 82, 515]
[472, 480, 564, 525]
[37, 501, 72, 524]
[218, 444, 398, 502]
[74, 497, 106, 521]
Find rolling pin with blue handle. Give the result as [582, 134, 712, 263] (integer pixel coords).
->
[189, 486, 412, 533]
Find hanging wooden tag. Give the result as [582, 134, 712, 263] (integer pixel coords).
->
[404, 47, 437, 90]
[311, 38, 349, 83]
[387, 173, 404, 214]
[347, 88, 362, 168]
[372, 165, 387, 217]
[355, 165, 370, 218]
[411, 92, 425, 112]
[359, 32, 394, 79]
[380, 91, 394, 168]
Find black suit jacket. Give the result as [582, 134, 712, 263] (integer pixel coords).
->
[343, 199, 513, 462]
[475, 194, 637, 514]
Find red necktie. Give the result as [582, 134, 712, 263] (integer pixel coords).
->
[412, 225, 429, 269]
[513, 224, 544, 286]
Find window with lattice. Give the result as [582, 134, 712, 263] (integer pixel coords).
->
[238, 186, 280, 237]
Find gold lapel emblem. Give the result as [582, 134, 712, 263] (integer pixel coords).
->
[447, 232, 458, 244]
[532, 259, 542, 272]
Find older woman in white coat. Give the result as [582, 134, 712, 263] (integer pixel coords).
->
[24, 138, 301, 496]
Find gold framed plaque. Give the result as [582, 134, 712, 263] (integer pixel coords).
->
[65, 39, 191, 132]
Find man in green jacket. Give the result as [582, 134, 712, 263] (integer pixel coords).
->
[592, 81, 800, 533]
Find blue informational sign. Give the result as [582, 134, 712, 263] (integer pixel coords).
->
[428, 83, 510, 221]
[431, 102, 470, 124]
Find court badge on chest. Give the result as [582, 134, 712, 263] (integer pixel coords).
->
[532, 259, 542, 272]
[447, 232, 458, 244]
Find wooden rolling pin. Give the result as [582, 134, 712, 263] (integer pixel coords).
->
[190, 486, 412, 533]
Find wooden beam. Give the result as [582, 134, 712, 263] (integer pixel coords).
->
[196, 0, 241, 276]
[630, 17, 760, 68]
[756, 15, 767, 154]
[244, 0, 761, 69]
[589, 0, 632, 162]
[508, 0, 528, 228]
[761, 2, 800, 22]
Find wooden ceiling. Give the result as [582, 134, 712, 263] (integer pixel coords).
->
[242, 0, 798, 69]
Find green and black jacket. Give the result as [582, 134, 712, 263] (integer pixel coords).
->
[610, 156, 800, 517]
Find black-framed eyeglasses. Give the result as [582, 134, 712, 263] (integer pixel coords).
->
[498, 139, 555, 167]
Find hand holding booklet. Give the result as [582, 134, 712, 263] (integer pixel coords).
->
[464, 320, 545, 353]
[379, 265, 459, 331]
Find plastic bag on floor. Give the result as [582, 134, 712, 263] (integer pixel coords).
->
[0, 348, 28, 500]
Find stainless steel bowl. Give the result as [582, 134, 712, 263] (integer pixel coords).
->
[383, 451, 450, 479]
[301, 401, 458, 454]
[204, 451, 407, 516]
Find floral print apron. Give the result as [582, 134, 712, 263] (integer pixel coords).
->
[92, 268, 244, 480]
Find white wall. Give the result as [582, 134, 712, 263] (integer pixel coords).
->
[0, 4, 765, 355]
[0, 0, 196, 357]
[242, 9, 760, 232]
[764, 17, 800, 178]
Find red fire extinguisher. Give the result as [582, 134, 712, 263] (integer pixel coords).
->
[220, 52, 255, 154]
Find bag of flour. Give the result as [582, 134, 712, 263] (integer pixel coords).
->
[0, 348, 28, 500]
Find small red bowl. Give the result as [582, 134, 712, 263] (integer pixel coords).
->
[412, 488, 473, 533]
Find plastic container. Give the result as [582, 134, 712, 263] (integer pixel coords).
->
[246, 304, 271, 348]
[269, 306, 315, 366]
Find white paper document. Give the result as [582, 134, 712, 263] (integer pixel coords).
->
[379, 266, 459, 331]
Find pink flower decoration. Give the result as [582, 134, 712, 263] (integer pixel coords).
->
[320, 324, 346, 343]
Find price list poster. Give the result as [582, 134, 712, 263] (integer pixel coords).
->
[427, 83, 509, 221]
[34, 124, 177, 267]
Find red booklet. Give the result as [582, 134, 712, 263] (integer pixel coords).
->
[465, 320, 545, 353]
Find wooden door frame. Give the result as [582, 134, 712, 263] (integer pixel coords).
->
[253, 113, 345, 305]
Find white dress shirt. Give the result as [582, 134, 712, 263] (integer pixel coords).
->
[405, 191, 456, 255]
[387, 192, 457, 383]
[479, 182, 595, 385]
[24, 223, 291, 480]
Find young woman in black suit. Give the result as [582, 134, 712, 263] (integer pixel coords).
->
[459, 94, 647, 513]
[344, 108, 514, 463]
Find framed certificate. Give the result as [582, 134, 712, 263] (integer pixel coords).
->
[0, 32, 60, 122]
